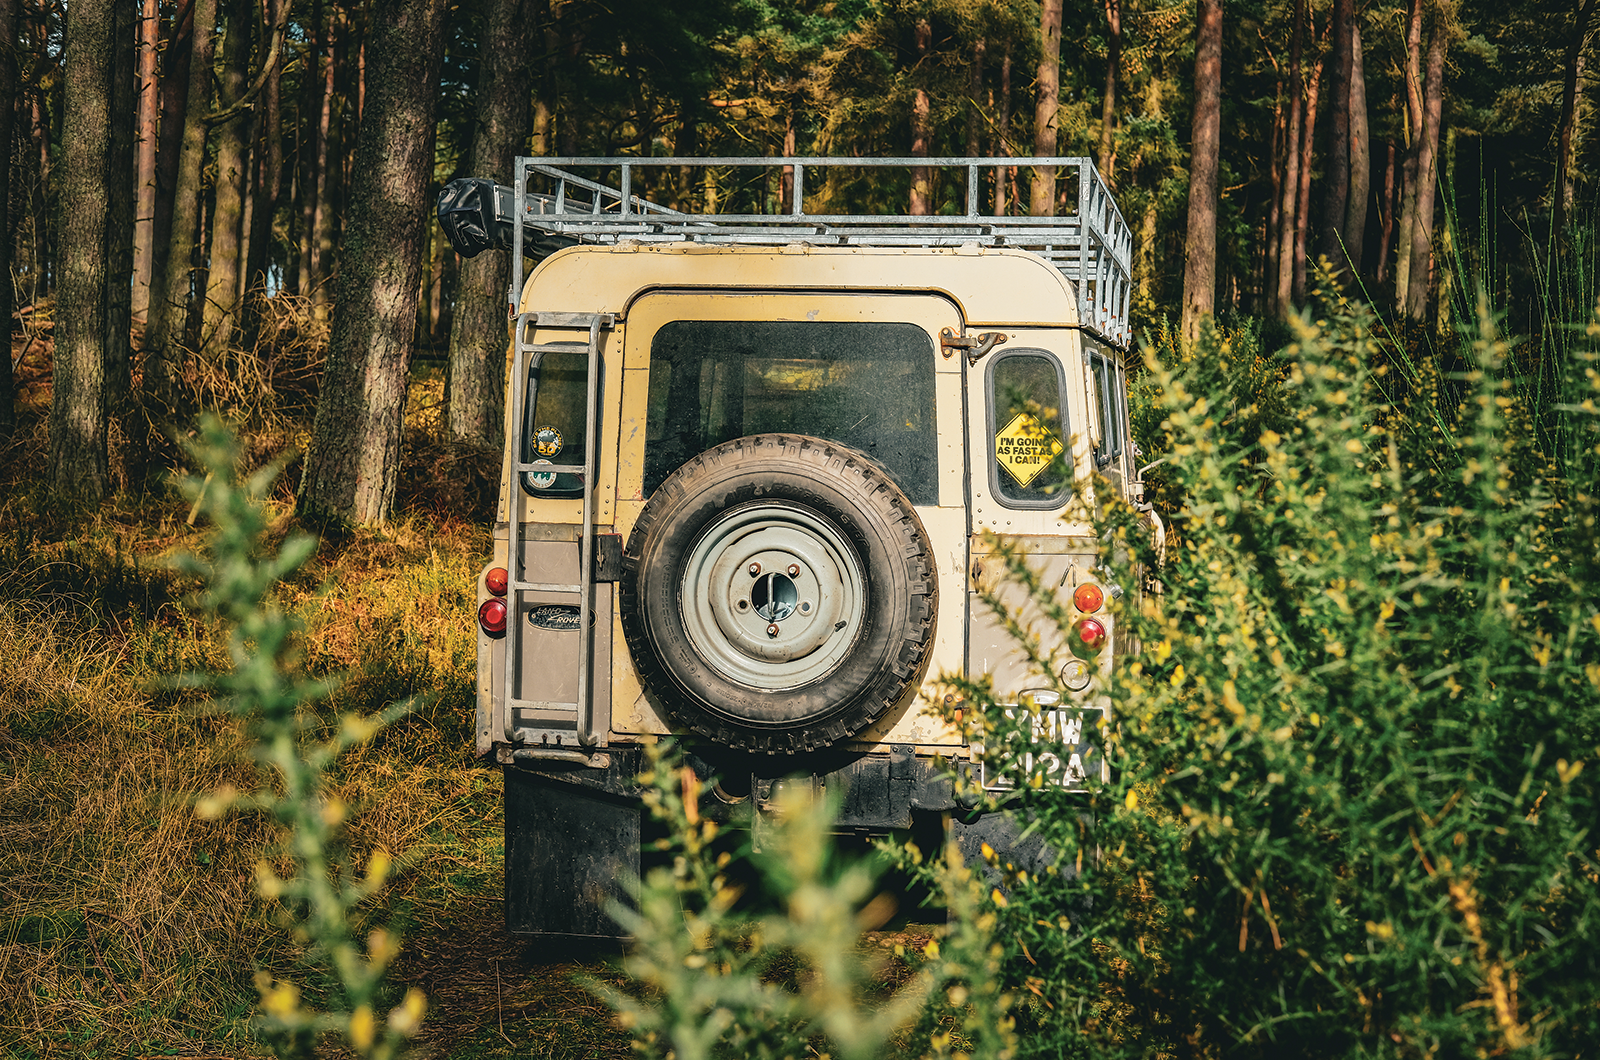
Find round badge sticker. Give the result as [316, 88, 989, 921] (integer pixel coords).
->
[528, 458, 556, 490]
[535, 426, 563, 457]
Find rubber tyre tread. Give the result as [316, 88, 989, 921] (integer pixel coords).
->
[619, 434, 937, 754]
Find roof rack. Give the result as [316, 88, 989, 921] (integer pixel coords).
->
[439, 156, 1133, 348]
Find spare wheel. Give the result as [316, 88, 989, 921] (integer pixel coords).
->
[619, 434, 938, 754]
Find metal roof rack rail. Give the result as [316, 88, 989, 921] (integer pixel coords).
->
[438, 156, 1133, 348]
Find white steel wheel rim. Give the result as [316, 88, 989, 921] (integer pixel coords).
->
[679, 502, 866, 692]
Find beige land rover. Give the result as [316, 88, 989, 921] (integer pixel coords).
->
[437, 157, 1147, 939]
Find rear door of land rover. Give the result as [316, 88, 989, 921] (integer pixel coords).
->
[607, 289, 970, 750]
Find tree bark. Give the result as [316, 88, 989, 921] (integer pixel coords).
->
[0, 0, 17, 438]
[1405, 3, 1448, 321]
[298, 0, 449, 526]
[1099, 0, 1120, 184]
[199, 0, 254, 362]
[1274, 0, 1305, 317]
[1555, 0, 1598, 234]
[1293, 47, 1323, 303]
[1031, 0, 1062, 216]
[447, 0, 531, 450]
[145, 0, 217, 419]
[52, 0, 115, 500]
[1318, 0, 1353, 278]
[909, 17, 932, 215]
[1181, 0, 1221, 344]
[1345, 21, 1370, 279]
[131, 0, 158, 320]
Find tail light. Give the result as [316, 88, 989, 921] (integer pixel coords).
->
[485, 566, 509, 596]
[478, 598, 508, 636]
[1072, 583, 1104, 613]
[1071, 617, 1107, 657]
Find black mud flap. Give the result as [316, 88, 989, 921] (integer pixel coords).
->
[504, 749, 643, 941]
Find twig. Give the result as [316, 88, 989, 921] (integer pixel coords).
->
[83, 914, 130, 1005]
[496, 959, 515, 1046]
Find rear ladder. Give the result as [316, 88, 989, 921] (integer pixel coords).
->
[501, 310, 614, 759]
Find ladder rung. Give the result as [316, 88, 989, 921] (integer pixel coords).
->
[519, 342, 593, 356]
[512, 699, 579, 714]
[517, 581, 581, 593]
[534, 311, 615, 327]
[516, 461, 584, 474]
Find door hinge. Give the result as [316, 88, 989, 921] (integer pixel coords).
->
[939, 327, 1008, 365]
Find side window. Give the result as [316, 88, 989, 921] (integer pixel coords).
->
[1085, 348, 1130, 472]
[644, 320, 939, 505]
[520, 344, 590, 496]
[989, 350, 1071, 507]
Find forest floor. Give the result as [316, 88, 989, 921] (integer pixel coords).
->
[0, 333, 936, 1058]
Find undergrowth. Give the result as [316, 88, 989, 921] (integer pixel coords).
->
[0, 400, 495, 1056]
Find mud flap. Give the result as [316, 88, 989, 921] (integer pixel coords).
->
[504, 751, 642, 940]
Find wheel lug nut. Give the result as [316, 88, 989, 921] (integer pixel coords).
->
[748, 562, 761, 576]
[787, 564, 800, 577]
[767, 623, 779, 637]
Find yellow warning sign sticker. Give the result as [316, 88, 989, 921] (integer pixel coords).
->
[995, 412, 1064, 487]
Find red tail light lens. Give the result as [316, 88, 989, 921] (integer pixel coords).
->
[478, 598, 508, 636]
[1072, 583, 1104, 613]
[1071, 617, 1107, 657]
[485, 566, 509, 596]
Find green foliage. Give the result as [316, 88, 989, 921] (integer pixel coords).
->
[594, 738, 1019, 1060]
[180, 418, 427, 1059]
[936, 295, 1600, 1057]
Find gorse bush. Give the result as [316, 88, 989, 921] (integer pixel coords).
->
[608, 293, 1600, 1059]
[596, 738, 1020, 1060]
[180, 419, 426, 1059]
[945, 294, 1600, 1057]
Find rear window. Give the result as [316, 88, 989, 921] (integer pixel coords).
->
[644, 320, 938, 504]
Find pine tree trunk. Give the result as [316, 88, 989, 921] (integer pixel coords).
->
[1274, 0, 1305, 317]
[1394, 0, 1425, 311]
[299, 0, 449, 526]
[1555, 0, 1597, 234]
[145, 0, 216, 420]
[1181, 0, 1221, 344]
[1264, 83, 1283, 309]
[131, 0, 158, 320]
[53, 0, 115, 500]
[967, 38, 985, 159]
[244, 0, 284, 329]
[909, 17, 932, 216]
[1099, 0, 1120, 184]
[1292, 48, 1323, 303]
[1318, 0, 1353, 277]
[151, 0, 192, 302]
[106, 0, 140, 486]
[1031, 0, 1062, 216]
[310, 32, 337, 316]
[200, 0, 254, 362]
[1345, 22, 1370, 279]
[447, 0, 531, 450]
[1405, 5, 1448, 321]
[0, 0, 16, 438]
[994, 43, 1011, 215]
[1377, 137, 1396, 284]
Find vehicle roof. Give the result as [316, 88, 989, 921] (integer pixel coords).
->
[519, 242, 1084, 329]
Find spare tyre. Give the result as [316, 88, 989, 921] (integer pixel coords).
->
[619, 434, 938, 754]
